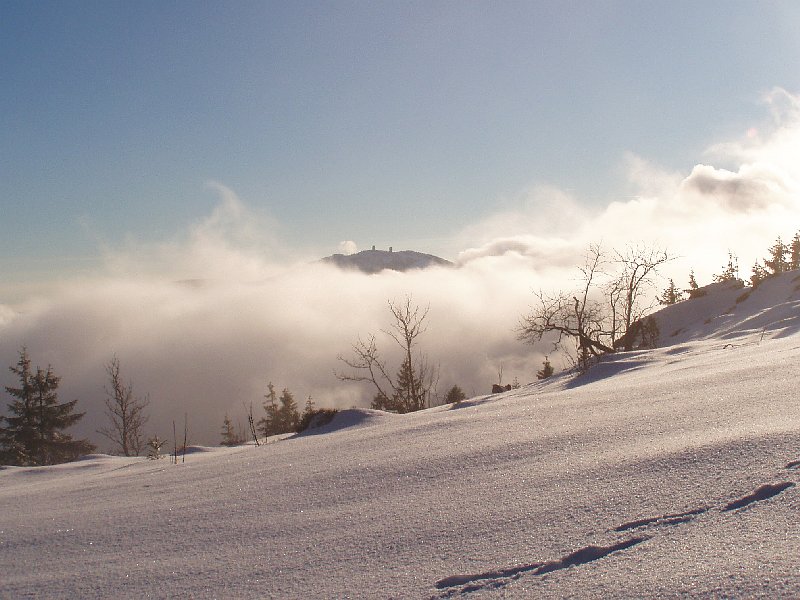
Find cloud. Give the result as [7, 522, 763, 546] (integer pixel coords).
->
[458, 88, 800, 283]
[456, 185, 591, 249]
[456, 236, 579, 271]
[0, 190, 549, 447]
[338, 240, 358, 255]
[101, 181, 288, 282]
[680, 163, 795, 212]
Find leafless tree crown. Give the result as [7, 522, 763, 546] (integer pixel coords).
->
[336, 295, 437, 413]
[97, 355, 149, 456]
[518, 243, 672, 370]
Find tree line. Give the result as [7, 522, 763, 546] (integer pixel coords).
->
[658, 231, 800, 308]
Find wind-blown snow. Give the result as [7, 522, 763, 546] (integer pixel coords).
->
[1, 274, 799, 598]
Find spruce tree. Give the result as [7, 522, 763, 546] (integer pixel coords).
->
[713, 251, 739, 283]
[536, 356, 554, 380]
[278, 389, 300, 433]
[751, 261, 769, 288]
[303, 395, 314, 417]
[790, 232, 800, 271]
[392, 357, 425, 413]
[0, 349, 94, 466]
[764, 236, 789, 275]
[220, 414, 240, 446]
[445, 385, 466, 405]
[659, 279, 682, 305]
[257, 382, 279, 438]
[0, 350, 35, 464]
[686, 270, 704, 299]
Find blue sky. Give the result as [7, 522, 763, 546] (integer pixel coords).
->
[2, 0, 800, 288]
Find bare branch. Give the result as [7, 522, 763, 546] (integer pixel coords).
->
[519, 242, 671, 370]
[97, 355, 149, 456]
[337, 295, 433, 413]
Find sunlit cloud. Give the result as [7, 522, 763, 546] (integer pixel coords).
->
[338, 240, 358, 255]
[457, 88, 800, 283]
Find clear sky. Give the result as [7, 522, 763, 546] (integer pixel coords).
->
[2, 0, 800, 287]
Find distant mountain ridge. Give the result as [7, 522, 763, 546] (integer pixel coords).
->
[320, 249, 453, 274]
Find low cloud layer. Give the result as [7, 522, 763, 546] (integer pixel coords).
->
[1, 89, 799, 448]
[0, 222, 546, 446]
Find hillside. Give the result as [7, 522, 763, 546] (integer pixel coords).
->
[320, 248, 453, 273]
[1, 275, 799, 598]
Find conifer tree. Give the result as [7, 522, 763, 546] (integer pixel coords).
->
[371, 357, 427, 413]
[659, 278, 682, 305]
[764, 236, 789, 275]
[688, 270, 699, 290]
[220, 414, 241, 446]
[146, 435, 165, 459]
[257, 384, 301, 436]
[0, 349, 94, 466]
[278, 389, 300, 432]
[301, 395, 314, 421]
[444, 385, 466, 405]
[257, 382, 279, 438]
[393, 357, 426, 413]
[537, 356, 555, 380]
[685, 270, 704, 299]
[713, 251, 739, 283]
[751, 261, 769, 288]
[790, 232, 800, 271]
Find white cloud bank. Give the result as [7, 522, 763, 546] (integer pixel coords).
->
[457, 88, 800, 284]
[1, 89, 799, 447]
[338, 240, 358, 255]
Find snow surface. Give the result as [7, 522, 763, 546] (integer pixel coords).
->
[1, 274, 800, 598]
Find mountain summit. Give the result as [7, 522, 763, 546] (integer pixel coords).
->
[321, 248, 453, 274]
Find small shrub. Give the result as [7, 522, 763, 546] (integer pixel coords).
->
[297, 408, 338, 433]
[536, 357, 554, 380]
[688, 288, 707, 299]
[147, 436, 165, 460]
[445, 385, 467, 405]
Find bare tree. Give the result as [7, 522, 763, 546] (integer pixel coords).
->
[608, 244, 672, 350]
[518, 244, 614, 371]
[97, 355, 149, 456]
[336, 296, 436, 413]
[519, 243, 672, 369]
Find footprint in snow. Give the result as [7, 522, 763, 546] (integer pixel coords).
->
[434, 465, 797, 595]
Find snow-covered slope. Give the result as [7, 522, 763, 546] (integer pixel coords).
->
[654, 271, 800, 344]
[320, 248, 453, 273]
[1, 276, 799, 598]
